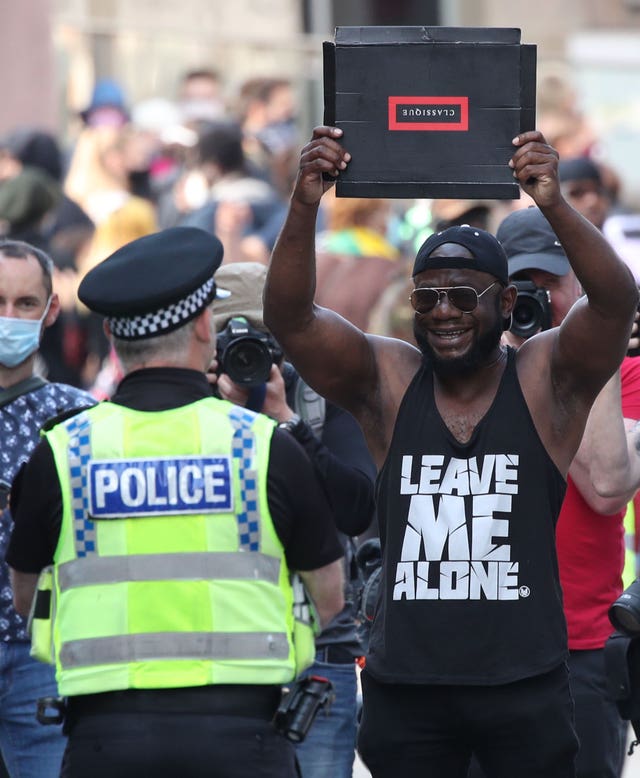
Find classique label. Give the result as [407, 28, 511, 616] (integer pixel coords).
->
[388, 96, 469, 131]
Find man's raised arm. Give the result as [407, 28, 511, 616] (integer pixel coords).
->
[264, 127, 376, 410]
[512, 131, 638, 386]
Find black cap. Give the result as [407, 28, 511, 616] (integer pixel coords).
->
[496, 207, 569, 277]
[1, 128, 63, 182]
[78, 227, 226, 340]
[413, 224, 508, 285]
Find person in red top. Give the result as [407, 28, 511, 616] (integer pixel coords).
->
[498, 206, 640, 778]
[557, 360, 640, 653]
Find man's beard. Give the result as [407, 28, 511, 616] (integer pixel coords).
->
[413, 314, 504, 377]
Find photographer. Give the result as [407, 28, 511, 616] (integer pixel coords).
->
[496, 206, 640, 778]
[210, 262, 376, 778]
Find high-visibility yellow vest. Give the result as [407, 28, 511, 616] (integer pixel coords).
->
[623, 500, 638, 589]
[36, 398, 314, 696]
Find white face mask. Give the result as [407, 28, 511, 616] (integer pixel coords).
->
[0, 298, 51, 368]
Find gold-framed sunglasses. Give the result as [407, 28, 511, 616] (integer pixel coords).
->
[409, 282, 499, 314]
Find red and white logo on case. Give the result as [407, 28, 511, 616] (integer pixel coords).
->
[388, 96, 469, 131]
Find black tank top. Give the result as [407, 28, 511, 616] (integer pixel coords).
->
[368, 348, 568, 685]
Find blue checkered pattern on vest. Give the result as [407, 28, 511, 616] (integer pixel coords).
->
[228, 406, 262, 552]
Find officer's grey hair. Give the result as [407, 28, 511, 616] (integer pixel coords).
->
[113, 319, 197, 373]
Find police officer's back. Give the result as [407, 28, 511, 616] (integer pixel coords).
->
[7, 227, 344, 778]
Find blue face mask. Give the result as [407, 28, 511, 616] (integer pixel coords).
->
[0, 298, 51, 368]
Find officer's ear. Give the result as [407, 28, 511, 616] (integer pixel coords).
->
[194, 306, 214, 344]
[103, 320, 112, 339]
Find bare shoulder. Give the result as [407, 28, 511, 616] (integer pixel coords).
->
[371, 334, 423, 392]
[513, 332, 555, 401]
[356, 335, 422, 466]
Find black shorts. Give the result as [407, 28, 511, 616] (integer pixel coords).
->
[357, 663, 578, 778]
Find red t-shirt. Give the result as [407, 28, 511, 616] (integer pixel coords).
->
[557, 357, 640, 650]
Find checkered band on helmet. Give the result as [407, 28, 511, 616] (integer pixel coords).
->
[107, 277, 215, 340]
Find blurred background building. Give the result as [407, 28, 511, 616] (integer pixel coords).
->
[2, 0, 640, 205]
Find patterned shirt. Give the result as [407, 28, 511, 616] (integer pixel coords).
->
[0, 382, 95, 642]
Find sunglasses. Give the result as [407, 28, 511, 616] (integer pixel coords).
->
[409, 282, 499, 314]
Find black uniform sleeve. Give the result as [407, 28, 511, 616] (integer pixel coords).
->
[291, 402, 376, 537]
[6, 439, 62, 573]
[267, 429, 343, 571]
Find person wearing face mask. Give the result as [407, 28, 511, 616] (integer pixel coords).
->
[0, 239, 95, 777]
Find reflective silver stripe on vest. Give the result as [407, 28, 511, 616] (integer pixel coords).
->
[59, 631, 290, 669]
[57, 552, 281, 592]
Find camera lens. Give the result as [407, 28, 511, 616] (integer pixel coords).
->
[609, 579, 640, 636]
[223, 338, 272, 387]
[511, 297, 542, 339]
[510, 281, 552, 340]
[612, 607, 640, 636]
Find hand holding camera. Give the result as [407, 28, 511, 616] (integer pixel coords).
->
[210, 316, 294, 420]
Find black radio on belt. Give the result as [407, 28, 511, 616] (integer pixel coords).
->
[37, 696, 66, 725]
[274, 675, 334, 743]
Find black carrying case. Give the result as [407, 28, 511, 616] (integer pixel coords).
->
[323, 26, 537, 200]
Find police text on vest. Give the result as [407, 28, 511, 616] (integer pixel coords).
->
[88, 456, 233, 518]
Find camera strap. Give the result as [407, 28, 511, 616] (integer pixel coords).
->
[246, 384, 267, 413]
[293, 378, 326, 438]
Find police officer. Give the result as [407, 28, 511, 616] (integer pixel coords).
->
[7, 226, 345, 778]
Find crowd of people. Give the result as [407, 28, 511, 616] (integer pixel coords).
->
[1, 60, 640, 778]
[0, 69, 302, 393]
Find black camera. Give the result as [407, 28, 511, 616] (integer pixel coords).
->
[610, 579, 640, 636]
[216, 317, 283, 388]
[606, 581, 640, 755]
[510, 280, 552, 340]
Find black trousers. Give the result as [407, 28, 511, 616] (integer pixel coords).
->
[357, 664, 579, 778]
[568, 649, 627, 778]
[467, 650, 627, 778]
[60, 687, 299, 778]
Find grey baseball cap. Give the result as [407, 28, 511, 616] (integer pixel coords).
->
[496, 207, 570, 277]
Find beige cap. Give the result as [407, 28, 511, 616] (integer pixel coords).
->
[430, 198, 492, 223]
[211, 261, 268, 333]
